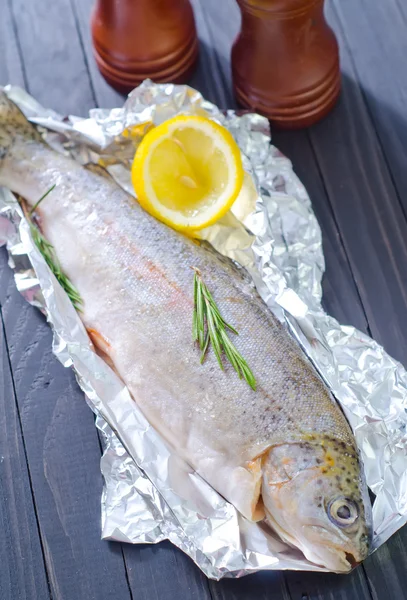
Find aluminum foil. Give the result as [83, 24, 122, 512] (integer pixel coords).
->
[1, 81, 407, 578]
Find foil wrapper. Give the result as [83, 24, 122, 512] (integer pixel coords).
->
[1, 81, 407, 577]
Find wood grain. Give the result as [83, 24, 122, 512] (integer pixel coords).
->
[282, 570, 372, 600]
[10, 0, 95, 115]
[272, 129, 370, 335]
[122, 542, 212, 600]
[69, 0, 125, 110]
[332, 0, 407, 221]
[0, 305, 50, 600]
[307, 3, 407, 367]
[209, 571, 291, 600]
[0, 0, 26, 88]
[362, 533, 407, 600]
[324, 2, 407, 596]
[0, 6, 52, 596]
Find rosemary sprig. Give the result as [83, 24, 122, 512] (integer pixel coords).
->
[192, 268, 256, 390]
[28, 186, 83, 311]
[29, 184, 56, 215]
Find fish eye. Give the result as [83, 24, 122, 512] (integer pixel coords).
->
[328, 498, 358, 527]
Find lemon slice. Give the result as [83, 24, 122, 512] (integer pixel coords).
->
[131, 115, 244, 231]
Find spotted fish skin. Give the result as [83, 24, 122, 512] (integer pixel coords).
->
[0, 92, 372, 572]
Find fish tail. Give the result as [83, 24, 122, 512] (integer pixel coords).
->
[0, 91, 42, 161]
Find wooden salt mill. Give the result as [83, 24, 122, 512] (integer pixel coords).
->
[91, 0, 199, 93]
[232, 0, 341, 128]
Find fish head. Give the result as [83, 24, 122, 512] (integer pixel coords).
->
[262, 436, 372, 572]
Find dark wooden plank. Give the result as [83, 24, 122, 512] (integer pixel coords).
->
[69, 0, 125, 110]
[307, 4, 407, 367]
[0, 0, 26, 88]
[10, 0, 96, 115]
[362, 534, 407, 600]
[0, 308, 51, 599]
[282, 570, 373, 600]
[194, 0, 238, 106]
[123, 542, 212, 600]
[188, 0, 236, 109]
[332, 0, 407, 220]
[0, 5, 51, 597]
[0, 253, 133, 600]
[306, 4, 407, 598]
[272, 130, 370, 335]
[210, 572, 291, 600]
[326, 4, 407, 596]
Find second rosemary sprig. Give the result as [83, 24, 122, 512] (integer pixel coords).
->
[192, 268, 256, 390]
[28, 185, 83, 311]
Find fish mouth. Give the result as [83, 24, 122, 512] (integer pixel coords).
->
[264, 508, 359, 572]
[345, 552, 359, 569]
[302, 544, 360, 573]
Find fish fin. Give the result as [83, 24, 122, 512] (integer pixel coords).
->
[87, 327, 111, 353]
[0, 91, 42, 161]
[87, 327, 116, 371]
[246, 457, 266, 521]
[252, 497, 265, 522]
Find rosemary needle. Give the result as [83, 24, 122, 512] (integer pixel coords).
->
[192, 268, 256, 390]
[29, 183, 56, 215]
[28, 186, 83, 311]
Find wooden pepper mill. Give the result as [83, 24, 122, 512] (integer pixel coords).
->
[91, 0, 199, 93]
[232, 0, 341, 128]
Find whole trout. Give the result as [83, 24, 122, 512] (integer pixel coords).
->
[0, 93, 372, 571]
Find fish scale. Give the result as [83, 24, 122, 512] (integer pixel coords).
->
[0, 92, 372, 572]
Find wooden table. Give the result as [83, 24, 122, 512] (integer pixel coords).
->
[1, 1, 406, 599]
